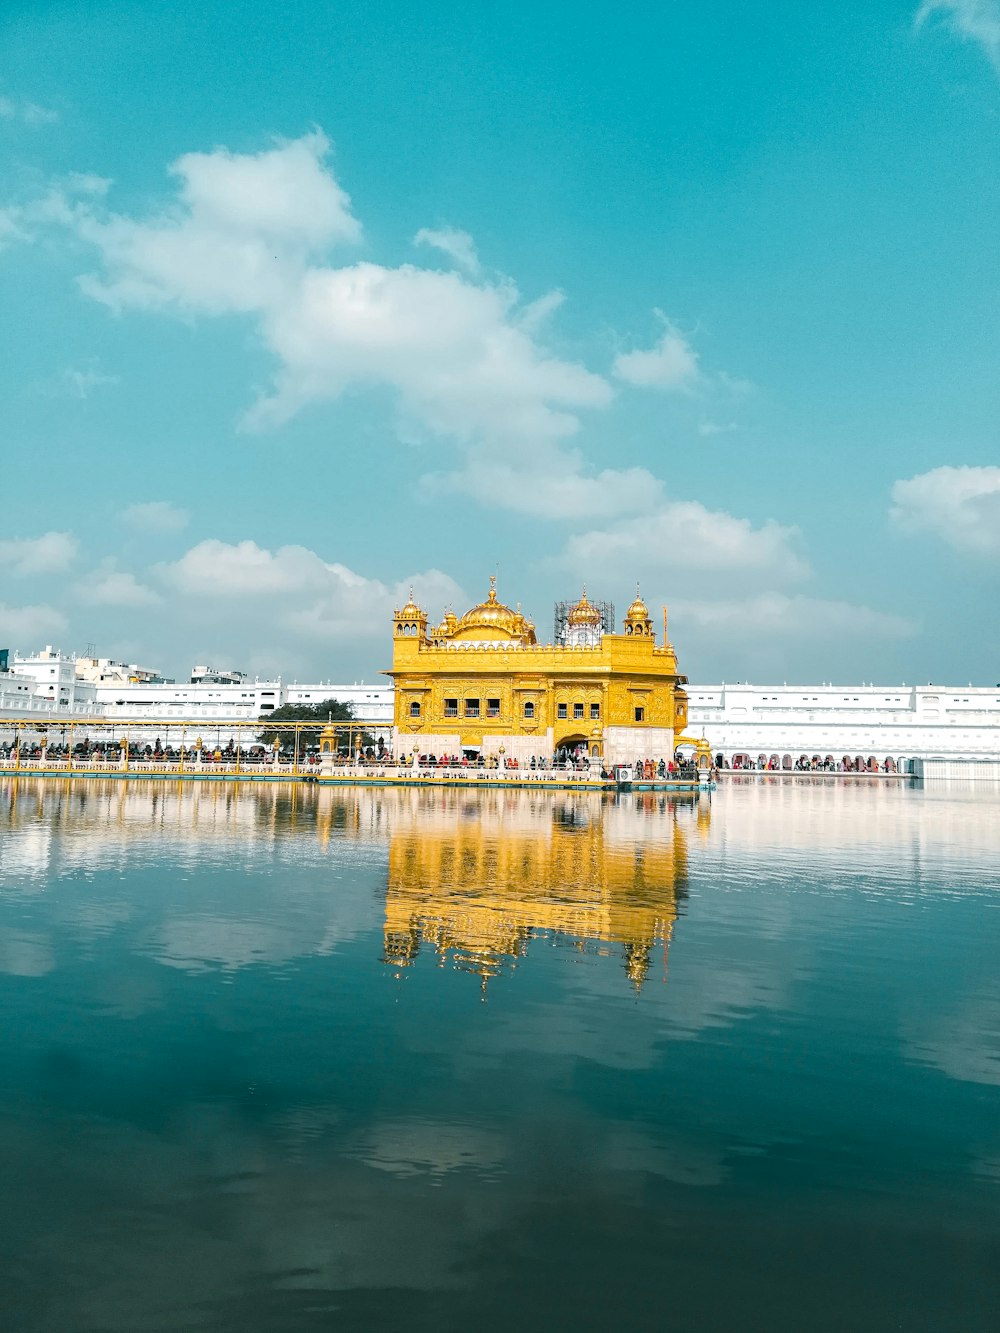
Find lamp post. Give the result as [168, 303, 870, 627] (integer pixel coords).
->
[498, 743, 505, 773]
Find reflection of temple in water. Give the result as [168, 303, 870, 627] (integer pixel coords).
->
[382, 788, 704, 993]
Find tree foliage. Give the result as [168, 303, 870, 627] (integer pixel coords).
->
[257, 698, 355, 750]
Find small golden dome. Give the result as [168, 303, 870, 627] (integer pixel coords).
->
[568, 586, 602, 628]
[398, 586, 423, 619]
[625, 587, 650, 622]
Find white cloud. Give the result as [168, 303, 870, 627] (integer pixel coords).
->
[243, 260, 612, 438]
[0, 94, 58, 127]
[36, 131, 613, 454]
[890, 464, 1000, 555]
[413, 226, 480, 275]
[0, 531, 78, 575]
[77, 563, 161, 608]
[155, 538, 465, 641]
[560, 500, 810, 588]
[916, 1, 1000, 68]
[0, 602, 67, 645]
[123, 501, 190, 534]
[613, 318, 700, 391]
[697, 419, 738, 438]
[75, 130, 361, 316]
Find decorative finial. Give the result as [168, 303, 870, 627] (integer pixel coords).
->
[409, 585, 414, 601]
[488, 574, 497, 602]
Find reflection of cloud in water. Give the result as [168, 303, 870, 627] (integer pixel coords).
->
[0, 925, 54, 976]
[903, 988, 1000, 1087]
[0, 824, 52, 887]
[2, 1104, 512, 1328]
[91, 970, 165, 1020]
[143, 900, 371, 973]
[661, 956, 790, 1039]
[146, 915, 320, 973]
[348, 1118, 506, 1179]
[602, 1124, 727, 1187]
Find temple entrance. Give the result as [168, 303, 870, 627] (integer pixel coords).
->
[555, 734, 590, 762]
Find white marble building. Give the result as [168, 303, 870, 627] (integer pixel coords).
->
[684, 683, 1000, 761]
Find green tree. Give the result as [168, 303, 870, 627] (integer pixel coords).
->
[257, 698, 355, 756]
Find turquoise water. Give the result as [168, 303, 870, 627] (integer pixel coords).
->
[1, 777, 999, 1332]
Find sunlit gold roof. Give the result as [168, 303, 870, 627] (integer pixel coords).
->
[398, 586, 423, 619]
[625, 587, 650, 622]
[454, 577, 535, 642]
[567, 586, 603, 628]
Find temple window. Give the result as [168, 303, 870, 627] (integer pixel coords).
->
[444, 698, 458, 717]
[634, 706, 645, 722]
[557, 703, 567, 719]
[487, 698, 501, 717]
[573, 702, 584, 719]
[590, 703, 600, 720]
[524, 701, 535, 719]
[409, 701, 421, 718]
[465, 698, 480, 717]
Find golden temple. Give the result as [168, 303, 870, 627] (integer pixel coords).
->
[387, 579, 690, 764]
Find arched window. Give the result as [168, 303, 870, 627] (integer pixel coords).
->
[409, 700, 421, 717]
[524, 701, 535, 719]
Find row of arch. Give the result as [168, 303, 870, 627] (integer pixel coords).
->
[725, 753, 905, 772]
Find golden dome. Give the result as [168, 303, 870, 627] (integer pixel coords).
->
[625, 587, 650, 622]
[568, 587, 602, 628]
[455, 577, 524, 639]
[398, 586, 423, 619]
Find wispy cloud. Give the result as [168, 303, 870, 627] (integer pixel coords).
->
[697, 419, 738, 438]
[916, 1, 1000, 70]
[0, 93, 58, 127]
[123, 501, 190, 534]
[413, 225, 480, 276]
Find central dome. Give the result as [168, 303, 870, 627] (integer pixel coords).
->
[454, 578, 535, 643]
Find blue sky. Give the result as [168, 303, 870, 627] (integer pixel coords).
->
[2, 0, 998, 684]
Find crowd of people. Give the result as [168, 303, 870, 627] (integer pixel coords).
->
[1, 738, 706, 781]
